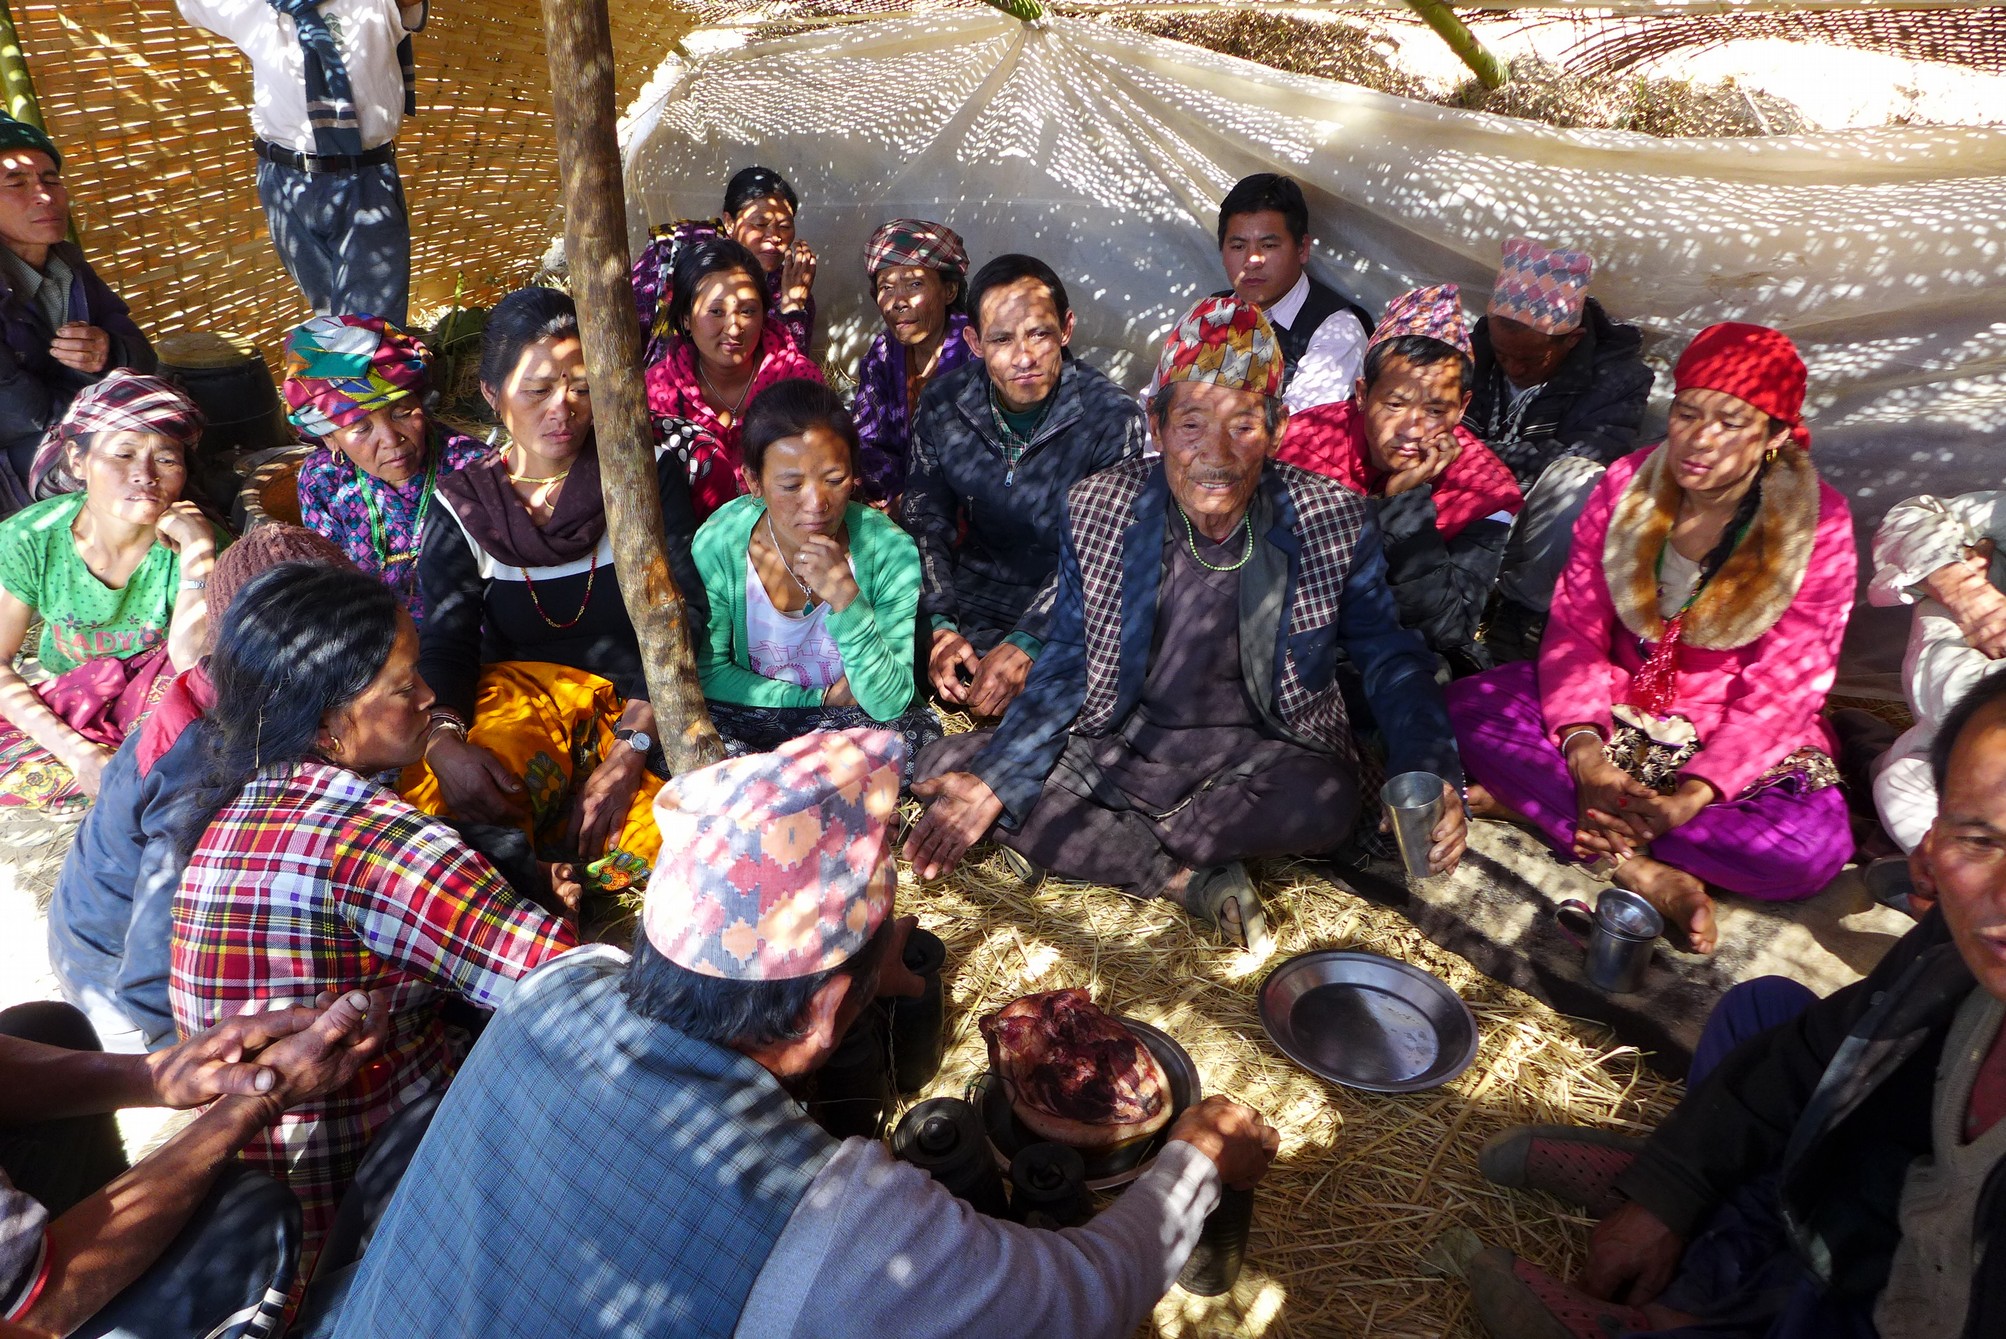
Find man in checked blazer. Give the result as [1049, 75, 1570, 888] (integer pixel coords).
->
[906, 296, 1467, 948]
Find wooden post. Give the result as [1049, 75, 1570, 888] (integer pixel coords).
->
[0, 0, 46, 129]
[538, 0, 722, 773]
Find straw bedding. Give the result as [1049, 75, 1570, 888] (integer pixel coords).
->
[895, 833, 1683, 1338]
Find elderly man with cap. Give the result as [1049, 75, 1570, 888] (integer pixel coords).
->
[47, 525, 352, 1055]
[906, 297, 1467, 948]
[284, 313, 487, 619]
[1469, 237, 1655, 661]
[0, 115, 156, 513]
[1448, 322, 1855, 954]
[850, 218, 976, 507]
[323, 728, 1281, 1339]
[1279, 285, 1523, 672]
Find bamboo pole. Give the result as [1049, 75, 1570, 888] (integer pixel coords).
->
[1402, 0, 1507, 90]
[0, 0, 44, 129]
[537, 0, 722, 774]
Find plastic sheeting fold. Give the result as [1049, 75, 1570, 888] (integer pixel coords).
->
[622, 10, 2006, 677]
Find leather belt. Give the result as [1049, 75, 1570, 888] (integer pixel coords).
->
[254, 138, 396, 175]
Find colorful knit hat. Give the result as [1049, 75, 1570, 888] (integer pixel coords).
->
[29, 370, 203, 498]
[864, 218, 969, 281]
[1488, 237, 1594, 335]
[210, 525, 351, 633]
[1672, 321, 1811, 450]
[0, 115, 58, 169]
[644, 728, 903, 981]
[1148, 295, 1285, 403]
[1369, 284, 1472, 360]
[281, 315, 431, 440]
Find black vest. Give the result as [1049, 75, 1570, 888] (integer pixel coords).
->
[1214, 278, 1373, 388]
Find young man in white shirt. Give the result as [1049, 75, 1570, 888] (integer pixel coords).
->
[1214, 173, 1371, 413]
[176, 0, 425, 324]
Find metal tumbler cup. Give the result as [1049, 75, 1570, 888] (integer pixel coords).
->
[1555, 889, 1664, 994]
[1380, 772, 1448, 880]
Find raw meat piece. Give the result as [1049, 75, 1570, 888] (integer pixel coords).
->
[980, 989, 1172, 1150]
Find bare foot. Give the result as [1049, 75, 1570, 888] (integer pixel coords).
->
[1615, 855, 1718, 955]
[1465, 782, 1527, 825]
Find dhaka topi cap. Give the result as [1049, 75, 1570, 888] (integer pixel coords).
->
[281, 315, 431, 440]
[30, 370, 203, 498]
[1369, 284, 1473, 360]
[0, 115, 58, 169]
[1489, 237, 1594, 335]
[1672, 321, 1811, 450]
[864, 219, 969, 282]
[1148, 295, 1285, 404]
[644, 728, 904, 981]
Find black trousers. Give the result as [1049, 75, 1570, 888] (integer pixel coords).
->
[0, 1002, 300, 1339]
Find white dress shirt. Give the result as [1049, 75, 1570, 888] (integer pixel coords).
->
[1269, 273, 1368, 413]
[176, 0, 424, 152]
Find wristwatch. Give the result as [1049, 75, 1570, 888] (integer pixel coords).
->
[615, 728, 653, 755]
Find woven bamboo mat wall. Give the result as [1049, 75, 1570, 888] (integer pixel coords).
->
[14, 1, 695, 366]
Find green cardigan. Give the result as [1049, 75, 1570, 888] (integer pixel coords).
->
[692, 495, 922, 721]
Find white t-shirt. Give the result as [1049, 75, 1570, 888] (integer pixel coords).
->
[176, 0, 424, 152]
[745, 552, 848, 691]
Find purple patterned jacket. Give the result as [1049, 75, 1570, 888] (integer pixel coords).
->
[852, 311, 973, 504]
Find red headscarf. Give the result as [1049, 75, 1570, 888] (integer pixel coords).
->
[1671, 322, 1810, 450]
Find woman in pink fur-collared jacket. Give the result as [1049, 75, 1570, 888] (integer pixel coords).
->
[1448, 322, 1857, 954]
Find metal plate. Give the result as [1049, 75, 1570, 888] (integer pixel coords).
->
[1258, 950, 1478, 1093]
[975, 1017, 1201, 1191]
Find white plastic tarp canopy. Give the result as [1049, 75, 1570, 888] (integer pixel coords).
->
[621, 9, 2006, 680]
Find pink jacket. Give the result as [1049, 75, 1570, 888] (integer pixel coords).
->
[1539, 445, 1858, 800]
[643, 323, 824, 521]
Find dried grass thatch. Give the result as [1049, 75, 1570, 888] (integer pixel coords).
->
[1454, 56, 1810, 138]
[1100, 9, 1431, 103]
[894, 834, 1682, 1338]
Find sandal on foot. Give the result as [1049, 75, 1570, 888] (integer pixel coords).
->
[1188, 862, 1272, 952]
[1465, 1247, 1651, 1339]
[1477, 1125, 1644, 1217]
[990, 845, 1046, 894]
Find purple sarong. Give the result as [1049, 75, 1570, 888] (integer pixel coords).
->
[1447, 660, 1851, 900]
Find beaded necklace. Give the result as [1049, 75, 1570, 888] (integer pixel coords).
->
[359, 452, 440, 573]
[520, 548, 599, 630]
[1178, 504, 1254, 572]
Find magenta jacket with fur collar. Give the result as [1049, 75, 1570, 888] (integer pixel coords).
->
[1538, 443, 1858, 801]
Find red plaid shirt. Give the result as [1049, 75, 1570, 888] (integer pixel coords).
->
[171, 761, 575, 1242]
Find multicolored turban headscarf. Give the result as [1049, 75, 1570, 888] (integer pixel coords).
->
[644, 728, 903, 981]
[30, 370, 203, 498]
[1147, 295, 1285, 404]
[863, 219, 969, 282]
[281, 315, 431, 440]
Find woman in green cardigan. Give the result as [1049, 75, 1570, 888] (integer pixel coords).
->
[693, 378, 940, 783]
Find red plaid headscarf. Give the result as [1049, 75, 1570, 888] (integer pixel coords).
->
[1672, 321, 1811, 450]
[863, 219, 969, 282]
[31, 370, 204, 498]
